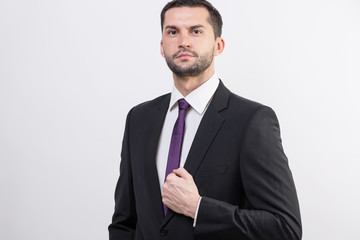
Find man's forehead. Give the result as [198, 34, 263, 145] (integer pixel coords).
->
[163, 6, 211, 27]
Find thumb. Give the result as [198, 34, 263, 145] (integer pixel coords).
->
[173, 167, 192, 179]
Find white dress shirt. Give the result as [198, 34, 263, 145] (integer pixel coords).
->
[156, 74, 219, 226]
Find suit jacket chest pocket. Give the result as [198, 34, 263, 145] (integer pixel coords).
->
[196, 165, 227, 178]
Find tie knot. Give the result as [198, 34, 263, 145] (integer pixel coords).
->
[178, 98, 190, 111]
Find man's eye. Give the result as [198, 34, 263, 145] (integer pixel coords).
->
[192, 30, 201, 34]
[168, 30, 177, 35]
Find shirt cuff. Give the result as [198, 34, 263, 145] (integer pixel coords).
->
[192, 197, 202, 227]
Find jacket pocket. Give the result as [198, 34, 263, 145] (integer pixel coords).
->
[196, 165, 227, 178]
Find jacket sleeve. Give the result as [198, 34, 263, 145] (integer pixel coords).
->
[194, 106, 302, 240]
[108, 109, 137, 240]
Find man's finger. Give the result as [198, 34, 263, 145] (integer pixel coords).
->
[173, 167, 191, 179]
[165, 172, 178, 182]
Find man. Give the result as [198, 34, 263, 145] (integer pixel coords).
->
[109, 0, 302, 239]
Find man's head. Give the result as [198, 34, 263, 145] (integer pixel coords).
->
[161, 0, 223, 39]
[160, 0, 225, 78]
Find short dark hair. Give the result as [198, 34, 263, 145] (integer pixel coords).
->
[161, 0, 223, 38]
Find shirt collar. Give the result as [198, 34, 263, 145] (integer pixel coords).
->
[169, 74, 220, 115]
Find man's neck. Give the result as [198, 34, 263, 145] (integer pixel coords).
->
[173, 69, 215, 97]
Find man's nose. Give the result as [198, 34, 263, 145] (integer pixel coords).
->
[178, 32, 191, 48]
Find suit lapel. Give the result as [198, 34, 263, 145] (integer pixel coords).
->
[161, 80, 231, 227]
[144, 94, 170, 223]
[185, 80, 230, 176]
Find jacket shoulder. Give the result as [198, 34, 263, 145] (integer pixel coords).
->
[227, 91, 274, 116]
[128, 93, 170, 118]
[229, 92, 264, 108]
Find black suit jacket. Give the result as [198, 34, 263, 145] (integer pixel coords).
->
[109, 81, 302, 240]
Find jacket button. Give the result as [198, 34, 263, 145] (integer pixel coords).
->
[160, 228, 168, 236]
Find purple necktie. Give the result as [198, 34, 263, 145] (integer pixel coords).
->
[163, 98, 190, 215]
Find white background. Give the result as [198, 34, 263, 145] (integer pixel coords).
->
[1, 0, 359, 239]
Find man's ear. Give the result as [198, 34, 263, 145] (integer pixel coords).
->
[160, 40, 165, 57]
[214, 37, 225, 56]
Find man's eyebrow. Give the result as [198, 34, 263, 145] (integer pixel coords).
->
[190, 25, 206, 29]
[164, 25, 206, 30]
[165, 25, 179, 30]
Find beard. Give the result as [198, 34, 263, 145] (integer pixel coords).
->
[164, 48, 214, 78]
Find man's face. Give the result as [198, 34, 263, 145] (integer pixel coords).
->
[161, 7, 219, 78]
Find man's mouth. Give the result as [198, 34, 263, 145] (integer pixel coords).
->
[173, 50, 198, 60]
[176, 53, 194, 60]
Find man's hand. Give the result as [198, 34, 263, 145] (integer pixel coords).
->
[162, 168, 201, 219]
